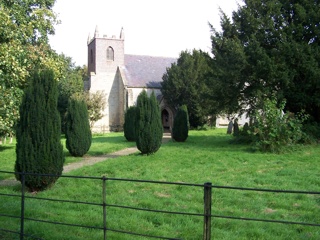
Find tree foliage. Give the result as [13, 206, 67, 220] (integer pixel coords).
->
[65, 96, 92, 157]
[15, 70, 64, 191]
[161, 49, 211, 128]
[84, 91, 107, 128]
[57, 55, 85, 133]
[251, 99, 307, 153]
[135, 91, 163, 155]
[172, 105, 189, 142]
[0, 0, 63, 138]
[124, 106, 137, 142]
[209, 0, 320, 122]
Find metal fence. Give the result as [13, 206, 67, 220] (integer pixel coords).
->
[0, 170, 319, 240]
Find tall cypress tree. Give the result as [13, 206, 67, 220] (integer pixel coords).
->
[136, 91, 163, 155]
[124, 106, 137, 141]
[15, 70, 64, 192]
[65, 97, 92, 157]
[172, 105, 189, 142]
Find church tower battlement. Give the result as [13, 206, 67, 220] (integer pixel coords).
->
[87, 26, 125, 75]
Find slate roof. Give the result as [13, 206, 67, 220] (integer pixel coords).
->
[123, 54, 176, 88]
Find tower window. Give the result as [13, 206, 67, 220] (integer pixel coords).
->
[107, 46, 114, 61]
[90, 49, 93, 63]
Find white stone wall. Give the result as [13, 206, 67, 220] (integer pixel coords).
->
[216, 114, 250, 128]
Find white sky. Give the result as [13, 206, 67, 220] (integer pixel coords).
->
[49, 0, 241, 66]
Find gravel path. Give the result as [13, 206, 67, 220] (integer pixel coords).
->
[0, 133, 171, 187]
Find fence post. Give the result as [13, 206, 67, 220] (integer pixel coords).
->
[102, 176, 107, 240]
[20, 172, 26, 240]
[203, 182, 212, 240]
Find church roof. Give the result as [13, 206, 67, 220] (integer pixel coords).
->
[123, 54, 176, 88]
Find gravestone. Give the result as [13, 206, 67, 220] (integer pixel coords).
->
[227, 120, 233, 134]
[233, 118, 239, 136]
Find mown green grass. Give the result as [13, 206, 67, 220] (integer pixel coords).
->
[0, 129, 319, 239]
[0, 132, 135, 177]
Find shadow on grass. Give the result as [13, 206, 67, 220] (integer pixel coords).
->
[91, 135, 128, 144]
[165, 133, 255, 153]
[0, 145, 14, 152]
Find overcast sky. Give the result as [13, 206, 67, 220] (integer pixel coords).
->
[49, 0, 241, 66]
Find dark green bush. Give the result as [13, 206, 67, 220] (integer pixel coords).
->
[15, 70, 65, 192]
[135, 91, 163, 155]
[124, 106, 137, 141]
[65, 96, 92, 157]
[172, 105, 189, 142]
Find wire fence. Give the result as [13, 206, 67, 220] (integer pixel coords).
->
[0, 170, 319, 240]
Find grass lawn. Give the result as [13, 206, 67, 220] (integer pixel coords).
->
[0, 132, 136, 179]
[0, 128, 319, 239]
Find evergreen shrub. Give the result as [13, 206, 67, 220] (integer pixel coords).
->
[124, 106, 137, 141]
[15, 70, 65, 191]
[65, 96, 92, 157]
[172, 105, 189, 142]
[135, 91, 163, 155]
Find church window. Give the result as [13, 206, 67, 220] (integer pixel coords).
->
[107, 46, 114, 61]
[90, 49, 93, 63]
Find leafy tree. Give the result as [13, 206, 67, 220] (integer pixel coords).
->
[135, 91, 163, 155]
[172, 105, 189, 142]
[84, 91, 107, 128]
[161, 49, 211, 128]
[209, 0, 320, 123]
[15, 70, 64, 191]
[65, 96, 92, 157]
[0, 0, 62, 138]
[124, 106, 137, 141]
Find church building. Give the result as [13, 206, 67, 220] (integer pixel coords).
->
[85, 27, 176, 132]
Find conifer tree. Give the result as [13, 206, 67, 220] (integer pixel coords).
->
[15, 70, 64, 191]
[135, 91, 163, 155]
[65, 96, 92, 157]
[172, 105, 189, 142]
[124, 106, 137, 141]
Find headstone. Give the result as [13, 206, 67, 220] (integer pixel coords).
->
[233, 118, 239, 136]
[227, 120, 233, 134]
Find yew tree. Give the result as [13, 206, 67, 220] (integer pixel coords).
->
[15, 70, 64, 191]
[135, 91, 163, 155]
[161, 49, 211, 128]
[209, 0, 320, 122]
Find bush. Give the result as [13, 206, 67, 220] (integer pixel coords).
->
[172, 105, 189, 142]
[253, 99, 307, 153]
[15, 70, 65, 191]
[65, 96, 92, 157]
[135, 91, 163, 155]
[124, 106, 137, 141]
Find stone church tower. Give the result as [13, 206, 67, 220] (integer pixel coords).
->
[86, 27, 126, 132]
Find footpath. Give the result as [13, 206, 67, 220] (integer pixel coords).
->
[0, 133, 171, 187]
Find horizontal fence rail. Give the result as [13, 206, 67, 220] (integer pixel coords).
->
[0, 170, 319, 240]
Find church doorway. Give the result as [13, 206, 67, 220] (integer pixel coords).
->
[161, 109, 171, 132]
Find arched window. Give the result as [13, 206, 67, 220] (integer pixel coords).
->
[90, 49, 93, 63]
[107, 46, 114, 61]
